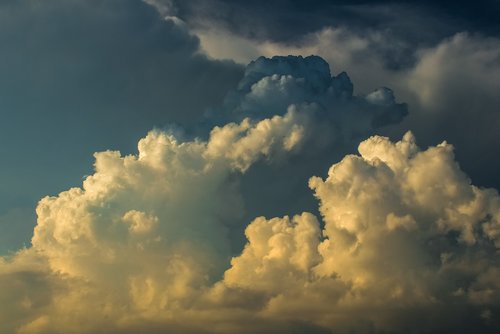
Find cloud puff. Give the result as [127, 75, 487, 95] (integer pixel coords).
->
[34, 109, 307, 280]
[146, 0, 500, 198]
[209, 28, 500, 193]
[0, 109, 307, 333]
[2, 120, 500, 333]
[222, 55, 406, 128]
[216, 131, 500, 333]
[208, 55, 407, 226]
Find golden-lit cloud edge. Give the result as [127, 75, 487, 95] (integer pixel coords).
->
[1, 115, 499, 333]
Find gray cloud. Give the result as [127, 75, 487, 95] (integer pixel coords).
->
[149, 0, 500, 70]
[207, 55, 407, 239]
[395, 33, 500, 189]
[144, 1, 500, 195]
[202, 27, 500, 193]
[153, 0, 500, 40]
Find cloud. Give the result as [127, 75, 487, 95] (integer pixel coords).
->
[196, 26, 500, 193]
[207, 55, 407, 229]
[0, 108, 307, 333]
[191, 26, 407, 95]
[150, 0, 500, 87]
[0, 6, 498, 327]
[220, 54, 406, 125]
[217, 131, 500, 333]
[2, 117, 500, 332]
[151, 0, 500, 45]
[141, 0, 500, 197]
[403, 34, 500, 189]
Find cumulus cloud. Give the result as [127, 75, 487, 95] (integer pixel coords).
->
[0, 109, 307, 333]
[2, 119, 500, 333]
[216, 132, 500, 333]
[1, 8, 499, 328]
[199, 26, 500, 192]
[219, 54, 407, 131]
[0, 1, 499, 332]
[207, 55, 407, 225]
[143, 0, 500, 196]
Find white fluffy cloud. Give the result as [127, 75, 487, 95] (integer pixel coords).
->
[0, 110, 307, 333]
[215, 132, 500, 333]
[2, 124, 500, 333]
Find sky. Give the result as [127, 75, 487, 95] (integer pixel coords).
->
[0, 0, 500, 333]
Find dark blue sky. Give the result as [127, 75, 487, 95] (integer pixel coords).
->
[0, 0, 242, 252]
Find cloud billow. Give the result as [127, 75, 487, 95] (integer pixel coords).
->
[0, 52, 499, 333]
[209, 55, 407, 225]
[221, 55, 407, 128]
[221, 132, 500, 333]
[2, 130, 500, 333]
[0, 0, 498, 332]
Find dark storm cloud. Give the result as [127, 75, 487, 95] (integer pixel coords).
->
[0, 0, 242, 253]
[166, 0, 500, 41]
[158, 0, 500, 69]
[155, 0, 500, 193]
